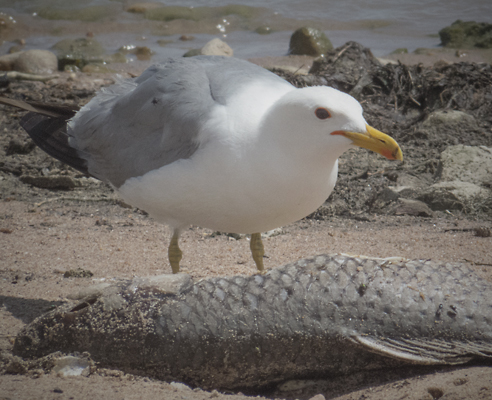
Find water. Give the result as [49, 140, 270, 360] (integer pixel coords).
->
[1, 0, 491, 61]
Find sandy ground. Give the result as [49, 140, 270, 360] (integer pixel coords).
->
[1, 197, 491, 399]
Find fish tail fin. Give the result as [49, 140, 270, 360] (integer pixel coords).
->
[352, 335, 492, 365]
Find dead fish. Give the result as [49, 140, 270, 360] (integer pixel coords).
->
[14, 254, 492, 390]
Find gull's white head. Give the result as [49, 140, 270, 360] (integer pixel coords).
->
[262, 86, 403, 163]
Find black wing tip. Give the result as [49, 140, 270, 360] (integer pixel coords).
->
[1, 96, 91, 176]
[20, 112, 90, 176]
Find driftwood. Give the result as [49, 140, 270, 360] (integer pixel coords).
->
[2, 71, 59, 82]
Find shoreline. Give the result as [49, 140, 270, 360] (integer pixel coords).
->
[2, 5, 492, 66]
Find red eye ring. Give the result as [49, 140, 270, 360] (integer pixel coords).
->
[315, 107, 331, 120]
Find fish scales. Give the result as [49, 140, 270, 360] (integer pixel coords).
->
[14, 255, 492, 389]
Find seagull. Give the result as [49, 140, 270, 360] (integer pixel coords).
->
[0, 56, 402, 274]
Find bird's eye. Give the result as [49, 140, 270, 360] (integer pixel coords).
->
[315, 107, 331, 120]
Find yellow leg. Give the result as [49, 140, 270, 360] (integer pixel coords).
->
[250, 232, 265, 272]
[168, 229, 182, 274]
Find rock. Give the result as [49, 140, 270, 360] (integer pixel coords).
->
[179, 35, 195, 41]
[262, 228, 284, 238]
[255, 26, 272, 35]
[118, 42, 152, 60]
[52, 37, 105, 70]
[416, 111, 481, 150]
[311, 199, 348, 218]
[0, 50, 58, 74]
[183, 39, 233, 57]
[392, 198, 433, 217]
[5, 139, 35, 155]
[439, 20, 492, 49]
[309, 395, 326, 400]
[9, 44, 24, 54]
[208, 231, 244, 240]
[422, 110, 479, 130]
[432, 180, 491, 207]
[12, 50, 58, 74]
[134, 46, 154, 60]
[392, 185, 422, 199]
[414, 145, 492, 213]
[439, 145, 492, 186]
[107, 52, 127, 64]
[201, 38, 233, 56]
[417, 185, 465, 211]
[369, 187, 400, 212]
[289, 27, 333, 56]
[4, 355, 28, 374]
[417, 180, 492, 212]
[170, 382, 192, 391]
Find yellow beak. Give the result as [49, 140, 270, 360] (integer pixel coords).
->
[331, 124, 403, 161]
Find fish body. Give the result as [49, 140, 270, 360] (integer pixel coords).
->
[14, 255, 492, 389]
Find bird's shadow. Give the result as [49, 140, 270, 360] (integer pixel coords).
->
[0, 295, 65, 324]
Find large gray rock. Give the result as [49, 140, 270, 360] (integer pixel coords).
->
[417, 145, 492, 212]
[421, 110, 479, 130]
[439, 20, 492, 49]
[440, 145, 492, 186]
[424, 181, 489, 211]
[417, 185, 465, 211]
[13, 49, 58, 74]
[0, 49, 58, 74]
[183, 38, 233, 57]
[389, 145, 492, 214]
[392, 198, 433, 217]
[201, 38, 233, 56]
[52, 37, 105, 70]
[289, 27, 333, 56]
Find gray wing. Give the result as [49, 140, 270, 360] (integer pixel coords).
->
[69, 56, 291, 187]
